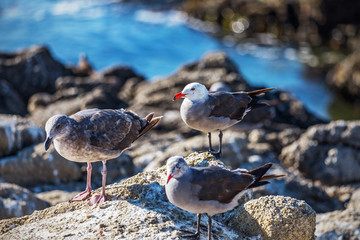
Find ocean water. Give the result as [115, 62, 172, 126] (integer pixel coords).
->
[0, 0, 331, 119]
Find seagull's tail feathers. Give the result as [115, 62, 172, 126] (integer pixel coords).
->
[247, 87, 275, 97]
[246, 88, 275, 111]
[247, 163, 286, 189]
[137, 113, 162, 140]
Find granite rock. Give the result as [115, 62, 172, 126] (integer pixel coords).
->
[0, 115, 45, 158]
[0, 143, 81, 187]
[0, 46, 71, 103]
[316, 188, 360, 240]
[0, 183, 50, 220]
[279, 120, 360, 185]
[0, 152, 315, 239]
[222, 195, 316, 240]
[0, 79, 27, 116]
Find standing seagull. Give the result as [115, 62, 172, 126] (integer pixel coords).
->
[173, 82, 275, 157]
[165, 156, 285, 240]
[45, 108, 161, 206]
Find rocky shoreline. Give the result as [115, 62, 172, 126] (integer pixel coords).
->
[0, 46, 359, 239]
[179, 0, 360, 106]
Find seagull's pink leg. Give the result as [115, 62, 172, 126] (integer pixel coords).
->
[71, 162, 92, 201]
[88, 160, 107, 206]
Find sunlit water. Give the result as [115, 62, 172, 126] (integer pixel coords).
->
[0, 0, 332, 119]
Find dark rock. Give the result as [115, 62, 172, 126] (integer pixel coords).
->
[102, 65, 144, 82]
[0, 144, 81, 187]
[279, 120, 360, 185]
[131, 51, 248, 112]
[327, 49, 360, 103]
[0, 115, 44, 158]
[0, 183, 50, 220]
[28, 74, 131, 127]
[0, 79, 27, 115]
[0, 46, 71, 103]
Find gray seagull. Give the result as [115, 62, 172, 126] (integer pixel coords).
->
[173, 82, 275, 158]
[165, 156, 285, 240]
[45, 108, 161, 206]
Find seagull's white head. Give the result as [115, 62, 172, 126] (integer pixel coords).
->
[173, 82, 209, 101]
[166, 156, 190, 184]
[44, 114, 72, 151]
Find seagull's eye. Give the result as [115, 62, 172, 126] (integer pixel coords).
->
[175, 163, 180, 169]
[190, 88, 195, 91]
[55, 124, 61, 129]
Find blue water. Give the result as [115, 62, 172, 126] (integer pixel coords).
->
[0, 0, 331, 119]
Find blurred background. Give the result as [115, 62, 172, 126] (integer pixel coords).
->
[1, 0, 360, 120]
[1, 1, 360, 238]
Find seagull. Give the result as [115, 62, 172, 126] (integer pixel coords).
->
[173, 82, 275, 157]
[165, 156, 285, 240]
[45, 108, 161, 206]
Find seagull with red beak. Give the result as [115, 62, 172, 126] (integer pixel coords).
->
[165, 156, 285, 240]
[173, 82, 275, 158]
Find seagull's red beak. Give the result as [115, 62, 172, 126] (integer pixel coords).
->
[173, 92, 186, 101]
[167, 173, 174, 184]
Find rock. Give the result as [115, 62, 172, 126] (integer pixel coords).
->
[222, 195, 316, 240]
[36, 190, 82, 206]
[0, 152, 315, 239]
[279, 120, 360, 185]
[0, 183, 50, 220]
[269, 91, 326, 128]
[0, 143, 81, 187]
[130, 51, 248, 113]
[347, 187, 360, 210]
[316, 188, 360, 240]
[0, 79, 27, 115]
[0, 115, 45, 158]
[28, 74, 130, 127]
[130, 131, 265, 172]
[0, 45, 71, 103]
[327, 49, 360, 103]
[249, 127, 304, 155]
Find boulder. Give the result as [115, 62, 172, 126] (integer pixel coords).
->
[327, 49, 360, 103]
[316, 188, 360, 239]
[0, 183, 50, 220]
[130, 51, 248, 113]
[0, 79, 27, 115]
[29, 74, 131, 127]
[0, 152, 315, 239]
[222, 195, 316, 240]
[0, 143, 81, 187]
[0, 115, 45, 158]
[0, 46, 71, 103]
[279, 120, 360, 185]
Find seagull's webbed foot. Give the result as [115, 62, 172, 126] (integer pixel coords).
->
[70, 188, 92, 202]
[179, 231, 200, 240]
[180, 213, 201, 239]
[88, 193, 106, 206]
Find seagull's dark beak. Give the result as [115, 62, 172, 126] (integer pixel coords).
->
[167, 173, 174, 184]
[44, 137, 53, 151]
[173, 92, 186, 101]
